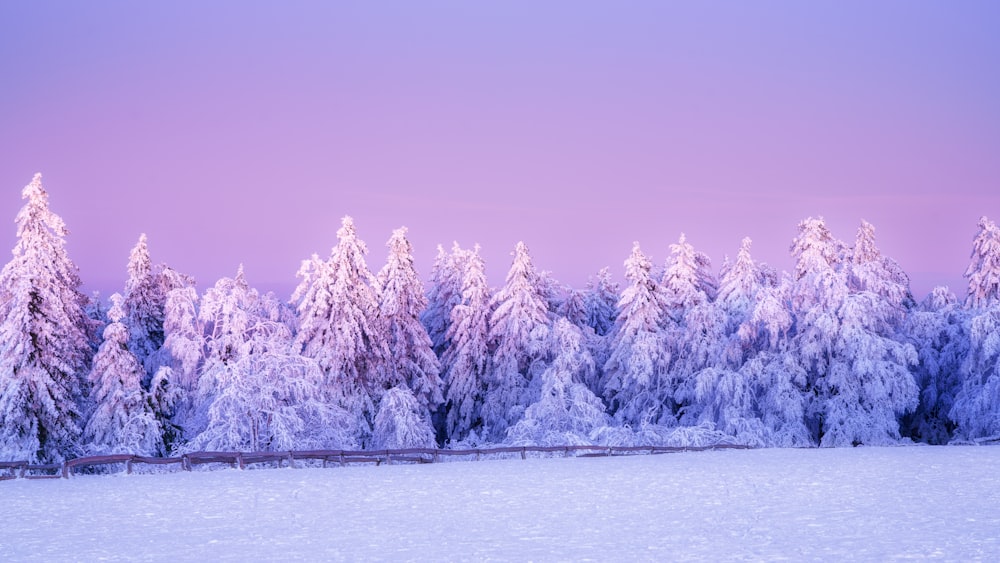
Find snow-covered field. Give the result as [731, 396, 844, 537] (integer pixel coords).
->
[3, 446, 999, 561]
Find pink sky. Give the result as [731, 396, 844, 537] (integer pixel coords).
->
[1, 2, 998, 299]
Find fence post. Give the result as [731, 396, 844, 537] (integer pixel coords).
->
[287, 452, 295, 469]
[182, 455, 191, 471]
[237, 453, 245, 470]
[126, 459, 133, 475]
[62, 462, 69, 479]
[520, 447, 526, 460]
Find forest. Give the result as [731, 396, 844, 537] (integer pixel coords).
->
[1, 174, 999, 463]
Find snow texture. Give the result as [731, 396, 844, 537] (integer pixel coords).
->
[3, 447, 999, 561]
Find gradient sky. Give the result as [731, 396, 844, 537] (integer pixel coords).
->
[2, 1, 998, 299]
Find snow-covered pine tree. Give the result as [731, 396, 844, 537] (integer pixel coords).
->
[122, 234, 168, 386]
[950, 216, 1000, 441]
[964, 216, 1000, 310]
[603, 242, 671, 426]
[292, 216, 386, 446]
[661, 233, 710, 323]
[83, 294, 161, 455]
[584, 267, 618, 337]
[792, 219, 918, 446]
[0, 174, 93, 463]
[440, 245, 491, 443]
[421, 242, 468, 357]
[190, 267, 348, 452]
[482, 241, 551, 442]
[372, 386, 437, 450]
[903, 287, 967, 444]
[507, 319, 609, 446]
[376, 227, 443, 418]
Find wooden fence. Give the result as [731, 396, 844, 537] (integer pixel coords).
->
[0, 443, 751, 480]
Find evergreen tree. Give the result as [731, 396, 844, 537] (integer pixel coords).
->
[440, 246, 491, 443]
[123, 234, 168, 385]
[603, 243, 671, 426]
[421, 243, 467, 357]
[507, 319, 609, 445]
[964, 216, 1000, 309]
[950, 217, 1000, 440]
[83, 294, 160, 455]
[903, 287, 966, 444]
[0, 174, 93, 462]
[292, 216, 386, 446]
[584, 267, 618, 337]
[372, 386, 437, 449]
[376, 227, 443, 416]
[482, 241, 551, 441]
[191, 268, 347, 452]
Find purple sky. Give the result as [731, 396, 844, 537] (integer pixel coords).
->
[2, 2, 998, 299]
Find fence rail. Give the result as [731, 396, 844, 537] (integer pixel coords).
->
[0, 443, 751, 480]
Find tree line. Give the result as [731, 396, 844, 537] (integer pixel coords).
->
[1, 173, 998, 463]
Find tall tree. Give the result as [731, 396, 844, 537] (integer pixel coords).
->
[84, 294, 161, 455]
[482, 241, 551, 441]
[292, 216, 386, 445]
[964, 216, 1000, 309]
[440, 245, 491, 443]
[603, 243, 671, 426]
[122, 233, 168, 385]
[0, 174, 93, 462]
[376, 227, 443, 417]
[421, 243, 467, 357]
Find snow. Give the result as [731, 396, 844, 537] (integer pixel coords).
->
[4, 447, 999, 560]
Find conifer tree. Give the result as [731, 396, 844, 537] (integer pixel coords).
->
[584, 267, 618, 337]
[603, 243, 671, 426]
[292, 216, 386, 445]
[482, 241, 551, 441]
[84, 294, 161, 455]
[123, 234, 168, 385]
[421, 242, 468, 357]
[376, 227, 443, 416]
[440, 246, 491, 442]
[0, 174, 93, 462]
[964, 216, 1000, 310]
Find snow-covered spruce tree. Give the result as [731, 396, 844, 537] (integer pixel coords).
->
[83, 294, 161, 455]
[421, 242, 468, 358]
[0, 174, 94, 463]
[557, 286, 607, 396]
[692, 237, 802, 446]
[792, 218, 918, 446]
[507, 319, 609, 446]
[558, 288, 589, 329]
[584, 267, 618, 337]
[372, 386, 437, 449]
[964, 216, 1000, 310]
[376, 227, 442, 424]
[603, 242, 671, 427]
[482, 241, 551, 442]
[440, 245, 491, 443]
[292, 216, 387, 446]
[122, 234, 168, 386]
[950, 216, 1000, 440]
[150, 268, 201, 446]
[660, 234, 722, 425]
[190, 267, 349, 452]
[902, 287, 967, 444]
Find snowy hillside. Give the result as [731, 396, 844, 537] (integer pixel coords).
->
[4, 447, 999, 560]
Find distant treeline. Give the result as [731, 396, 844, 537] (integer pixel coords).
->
[1, 173, 999, 464]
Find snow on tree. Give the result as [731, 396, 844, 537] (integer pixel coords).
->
[0, 174, 93, 463]
[376, 227, 443, 416]
[790, 219, 918, 446]
[584, 267, 618, 337]
[482, 241, 551, 441]
[83, 294, 161, 455]
[440, 245, 491, 443]
[603, 242, 672, 426]
[292, 216, 387, 446]
[421, 243, 468, 357]
[558, 287, 589, 329]
[507, 319, 609, 446]
[190, 267, 350, 452]
[371, 386, 437, 449]
[902, 287, 967, 444]
[950, 218, 1000, 441]
[964, 216, 1000, 310]
[661, 233, 710, 323]
[122, 234, 168, 385]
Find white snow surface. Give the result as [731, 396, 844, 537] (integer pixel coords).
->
[3, 446, 999, 561]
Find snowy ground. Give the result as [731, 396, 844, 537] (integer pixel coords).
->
[3, 447, 999, 561]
